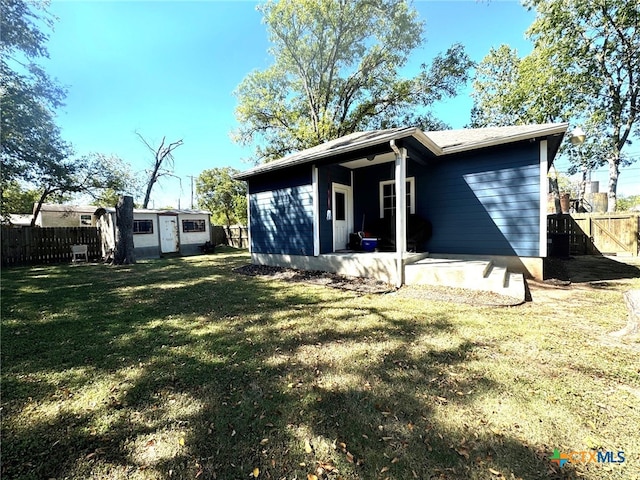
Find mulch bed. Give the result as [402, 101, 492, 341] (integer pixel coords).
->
[234, 264, 524, 306]
[234, 264, 394, 294]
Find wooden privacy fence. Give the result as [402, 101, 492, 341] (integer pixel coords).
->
[1, 227, 102, 267]
[211, 225, 249, 249]
[548, 213, 639, 256]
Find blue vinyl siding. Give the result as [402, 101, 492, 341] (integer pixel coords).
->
[421, 142, 541, 256]
[250, 185, 314, 255]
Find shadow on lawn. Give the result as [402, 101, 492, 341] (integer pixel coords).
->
[2, 252, 576, 480]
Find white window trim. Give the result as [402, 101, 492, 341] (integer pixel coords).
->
[379, 177, 415, 218]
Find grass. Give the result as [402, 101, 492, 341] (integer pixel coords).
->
[1, 247, 639, 480]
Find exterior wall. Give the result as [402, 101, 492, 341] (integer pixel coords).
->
[37, 208, 96, 227]
[178, 213, 210, 255]
[317, 164, 352, 253]
[353, 161, 423, 235]
[420, 141, 542, 257]
[248, 167, 314, 256]
[133, 213, 160, 258]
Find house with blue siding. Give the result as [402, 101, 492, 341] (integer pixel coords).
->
[236, 123, 567, 295]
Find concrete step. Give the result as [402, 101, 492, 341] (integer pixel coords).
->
[404, 257, 525, 301]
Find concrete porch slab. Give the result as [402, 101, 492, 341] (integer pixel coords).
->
[405, 257, 525, 301]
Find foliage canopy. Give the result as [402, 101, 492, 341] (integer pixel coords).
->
[196, 167, 247, 227]
[471, 0, 639, 211]
[234, 0, 472, 162]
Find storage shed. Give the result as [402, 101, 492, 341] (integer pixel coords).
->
[95, 208, 211, 259]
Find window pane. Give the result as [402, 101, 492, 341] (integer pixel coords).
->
[182, 219, 206, 233]
[335, 192, 346, 221]
[133, 220, 153, 234]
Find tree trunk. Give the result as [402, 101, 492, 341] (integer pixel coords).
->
[30, 188, 53, 227]
[549, 175, 561, 214]
[113, 195, 136, 265]
[608, 156, 619, 212]
[610, 290, 640, 337]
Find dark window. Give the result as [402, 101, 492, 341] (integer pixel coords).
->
[133, 219, 154, 234]
[335, 191, 346, 221]
[182, 219, 206, 233]
[379, 178, 415, 218]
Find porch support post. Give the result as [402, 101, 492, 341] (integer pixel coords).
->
[392, 142, 407, 287]
[312, 165, 320, 256]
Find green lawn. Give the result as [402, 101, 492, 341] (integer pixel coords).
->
[2, 248, 639, 480]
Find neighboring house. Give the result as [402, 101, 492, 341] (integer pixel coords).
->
[94, 207, 211, 259]
[3, 214, 32, 227]
[32, 204, 98, 227]
[236, 123, 567, 289]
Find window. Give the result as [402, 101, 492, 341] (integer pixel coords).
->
[335, 191, 346, 221]
[80, 214, 92, 226]
[379, 177, 415, 218]
[133, 219, 154, 234]
[182, 219, 206, 233]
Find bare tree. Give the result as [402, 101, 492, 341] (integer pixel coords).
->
[136, 132, 184, 208]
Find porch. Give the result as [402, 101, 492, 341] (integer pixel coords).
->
[251, 251, 527, 301]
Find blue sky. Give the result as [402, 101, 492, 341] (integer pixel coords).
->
[45, 0, 639, 208]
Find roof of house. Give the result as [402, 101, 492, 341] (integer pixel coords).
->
[235, 123, 568, 180]
[36, 204, 100, 214]
[94, 207, 211, 216]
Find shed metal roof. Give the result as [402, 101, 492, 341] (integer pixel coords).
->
[235, 123, 568, 180]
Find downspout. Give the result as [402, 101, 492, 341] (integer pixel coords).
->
[390, 140, 407, 288]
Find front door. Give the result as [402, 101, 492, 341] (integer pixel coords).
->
[332, 183, 353, 251]
[159, 215, 179, 253]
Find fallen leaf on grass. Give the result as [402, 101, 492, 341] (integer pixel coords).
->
[380, 466, 389, 473]
[252, 467, 260, 477]
[260, 438, 269, 445]
[146, 439, 156, 447]
[304, 439, 313, 453]
[316, 461, 337, 473]
[454, 447, 469, 459]
[307, 474, 318, 480]
[488, 467, 501, 475]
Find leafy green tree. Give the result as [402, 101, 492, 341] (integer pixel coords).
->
[616, 194, 640, 212]
[472, 0, 639, 211]
[196, 168, 247, 227]
[29, 153, 134, 226]
[234, 0, 472, 162]
[1, 181, 45, 215]
[1, 0, 72, 214]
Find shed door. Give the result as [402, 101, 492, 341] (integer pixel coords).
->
[159, 215, 179, 253]
[332, 183, 353, 251]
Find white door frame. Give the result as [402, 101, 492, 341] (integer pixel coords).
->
[332, 182, 353, 252]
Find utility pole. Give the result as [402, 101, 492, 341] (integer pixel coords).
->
[188, 175, 195, 209]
